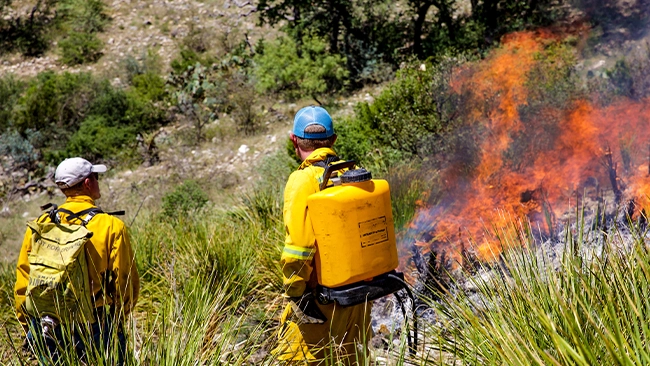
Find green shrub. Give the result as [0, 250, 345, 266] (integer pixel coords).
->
[15, 71, 96, 149]
[58, 0, 108, 34]
[14, 71, 167, 164]
[131, 72, 167, 102]
[285, 137, 301, 164]
[170, 49, 202, 74]
[527, 40, 580, 105]
[170, 48, 217, 74]
[65, 116, 136, 162]
[337, 58, 466, 169]
[72, 88, 167, 162]
[0, 130, 40, 170]
[504, 40, 582, 170]
[0, 74, 25, 131]
[601, 50, 650, 100]
[0, 0, 57, 57]
[87, 82, 130, 119]
[253, 34, 349, 100]
[227, 73, 261, 135]
[334, 110, 383, 168]
[58, 31, 103, 65]
[56, 0, 108, 65]
[123, 49, 164, 83]
[384, 162, 438, 230]
[161, 180, 209, 220]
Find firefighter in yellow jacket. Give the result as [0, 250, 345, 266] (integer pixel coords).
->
[14, 157, 139, 364]
[273, 106, 372, 365]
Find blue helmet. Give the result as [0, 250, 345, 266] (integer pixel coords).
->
[292, 106, 334, 139]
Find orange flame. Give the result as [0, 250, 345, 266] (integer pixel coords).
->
[402, 30, 650, 272]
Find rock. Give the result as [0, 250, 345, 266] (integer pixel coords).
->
[238, 145, 249, 154]
[590, 59, 606, 70]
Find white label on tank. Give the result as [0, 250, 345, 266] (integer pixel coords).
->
[358, 216, 388, 248]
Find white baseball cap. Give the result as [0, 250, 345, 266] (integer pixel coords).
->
[55, 157, 107, 189]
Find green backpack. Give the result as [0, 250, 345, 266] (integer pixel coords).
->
[24, 204, 104, 324]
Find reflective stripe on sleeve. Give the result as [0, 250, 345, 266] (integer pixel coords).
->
[282, 244, 315, 260]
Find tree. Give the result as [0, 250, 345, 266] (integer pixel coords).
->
[409, 0, 458, 58]
[257, 0, 404, 84]
[0, 0, 59, 56]
[258, 0, 565, 86]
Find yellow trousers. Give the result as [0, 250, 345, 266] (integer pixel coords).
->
[272, 300, 373, 365]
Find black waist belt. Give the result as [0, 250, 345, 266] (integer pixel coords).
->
[316, 270, 405, 306]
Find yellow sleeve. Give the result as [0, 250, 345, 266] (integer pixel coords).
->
[280, 170, 318, 298]
[14, 227, 32, 330]
[108, 221, 140, 318]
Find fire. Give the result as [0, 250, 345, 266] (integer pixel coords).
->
[401, 30, 650, 274]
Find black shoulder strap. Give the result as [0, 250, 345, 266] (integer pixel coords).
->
[60, 207, 104, 226]
[40, 203, 61, 224]
[40, 203, 125, 226]
[313, 155, 341, 169]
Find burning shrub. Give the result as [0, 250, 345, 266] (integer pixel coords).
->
[377, 31, 650, 294]
[428, 217, 650, 365]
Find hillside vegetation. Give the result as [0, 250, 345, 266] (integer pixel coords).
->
[1, 0, 650, 364]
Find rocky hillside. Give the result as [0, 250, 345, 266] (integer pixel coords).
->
[1, 0, 266, 78]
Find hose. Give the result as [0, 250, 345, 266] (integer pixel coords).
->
[388, 273, 418, 357]
[393, 291, 412, 354]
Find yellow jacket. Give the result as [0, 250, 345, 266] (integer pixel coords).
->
[14, 195, 140, 328]
[281, 147, 338, 298]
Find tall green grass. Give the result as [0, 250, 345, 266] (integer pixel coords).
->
[423, 212, 650, 365]
[9, 153, 650, 365]
[0, 154, 289, 364]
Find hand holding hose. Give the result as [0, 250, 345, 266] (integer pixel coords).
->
[289, 292, 327, 324]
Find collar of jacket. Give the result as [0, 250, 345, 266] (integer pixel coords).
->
[64, 195, 96, 206]
[299, 147, 337, 170]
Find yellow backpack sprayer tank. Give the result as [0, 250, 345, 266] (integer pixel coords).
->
[308, 162, 398, 287]
[307, 160, 418, 353]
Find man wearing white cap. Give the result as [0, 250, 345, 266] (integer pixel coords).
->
[14, 157, 139, 365]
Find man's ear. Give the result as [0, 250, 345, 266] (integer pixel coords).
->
[290, 133, 298, 148]
[332, 134, 337, 145]
[82, 177, 92, 193]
